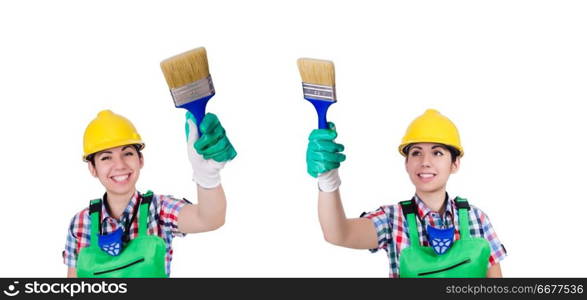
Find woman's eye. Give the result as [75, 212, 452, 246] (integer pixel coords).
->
[124, 152, 134, 156]
[100, 156, 111, 161]
[410, 151, 421, 156]
[434, 151, 444, 156]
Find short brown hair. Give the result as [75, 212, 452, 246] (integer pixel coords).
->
[404, 143, 460, 163]
[87, 144, 143, 167]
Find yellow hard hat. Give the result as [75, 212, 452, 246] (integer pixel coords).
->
[398, 109, 463, 157]
[82, 110, 144, 161]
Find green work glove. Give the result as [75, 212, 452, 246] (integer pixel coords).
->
[306, 122, 346, 192]
[185, 112, 237, 188]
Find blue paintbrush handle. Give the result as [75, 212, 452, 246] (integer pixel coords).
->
[180, 94, 214, 136]
[307, 98, 335, 129]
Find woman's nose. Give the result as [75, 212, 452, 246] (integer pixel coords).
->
[112, 155, 128, 169]
[421, 153, 432, 167]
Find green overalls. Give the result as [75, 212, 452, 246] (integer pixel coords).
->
[76, 191, 168, 278]
[398, 197, 491, 278]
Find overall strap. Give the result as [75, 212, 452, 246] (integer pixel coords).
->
[138, 190, 154, 237]
[88, 199, 102, 247]
[455, 197, 471, 240]
[400, 200, 420, 247]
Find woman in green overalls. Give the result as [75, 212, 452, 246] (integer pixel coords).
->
[306, 109, 507, 277]
[63, 109, 236, 277]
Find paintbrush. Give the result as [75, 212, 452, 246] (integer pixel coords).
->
[297, 58, 336, 129]
[161, 47, 214, 136]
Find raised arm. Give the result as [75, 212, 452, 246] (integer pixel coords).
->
[307, 122, 377, 249]
[179, 112, 236, 233]
[318, 188, 377, 249]
[178, 185, 227, 233]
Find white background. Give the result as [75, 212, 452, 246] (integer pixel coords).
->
[0, 0, 586, 277]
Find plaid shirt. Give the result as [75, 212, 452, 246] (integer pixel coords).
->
[361, 194, 507, 278]
[63, 191, 190, 276]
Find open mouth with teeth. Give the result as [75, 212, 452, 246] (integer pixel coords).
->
[110, 173, 131, 184]
[417, 172, 437, 182]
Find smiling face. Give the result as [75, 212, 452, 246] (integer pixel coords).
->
[88, 145, 143, 197]
[405, 143, 460, 194]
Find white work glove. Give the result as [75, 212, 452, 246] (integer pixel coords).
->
[185, 112, 236, 189]
[317, 169, 342, 192]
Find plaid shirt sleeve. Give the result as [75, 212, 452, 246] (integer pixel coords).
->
[470, 205, 507, 267]
[360, 206, 392, 253]
[155, 194, 192, 237]
[62, 210, 91, 268]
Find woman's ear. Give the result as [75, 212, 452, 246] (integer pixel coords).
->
[139, 155, 144, 169]
[451, 157, 461, 174]
[87, 161, 97, 177]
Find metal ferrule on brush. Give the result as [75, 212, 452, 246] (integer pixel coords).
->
[170, 75, 215, 107]
[302, 82, 337, 102]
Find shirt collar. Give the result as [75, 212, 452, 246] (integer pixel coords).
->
[101, 191, 141, 224]
[413, 193, 455, 220]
